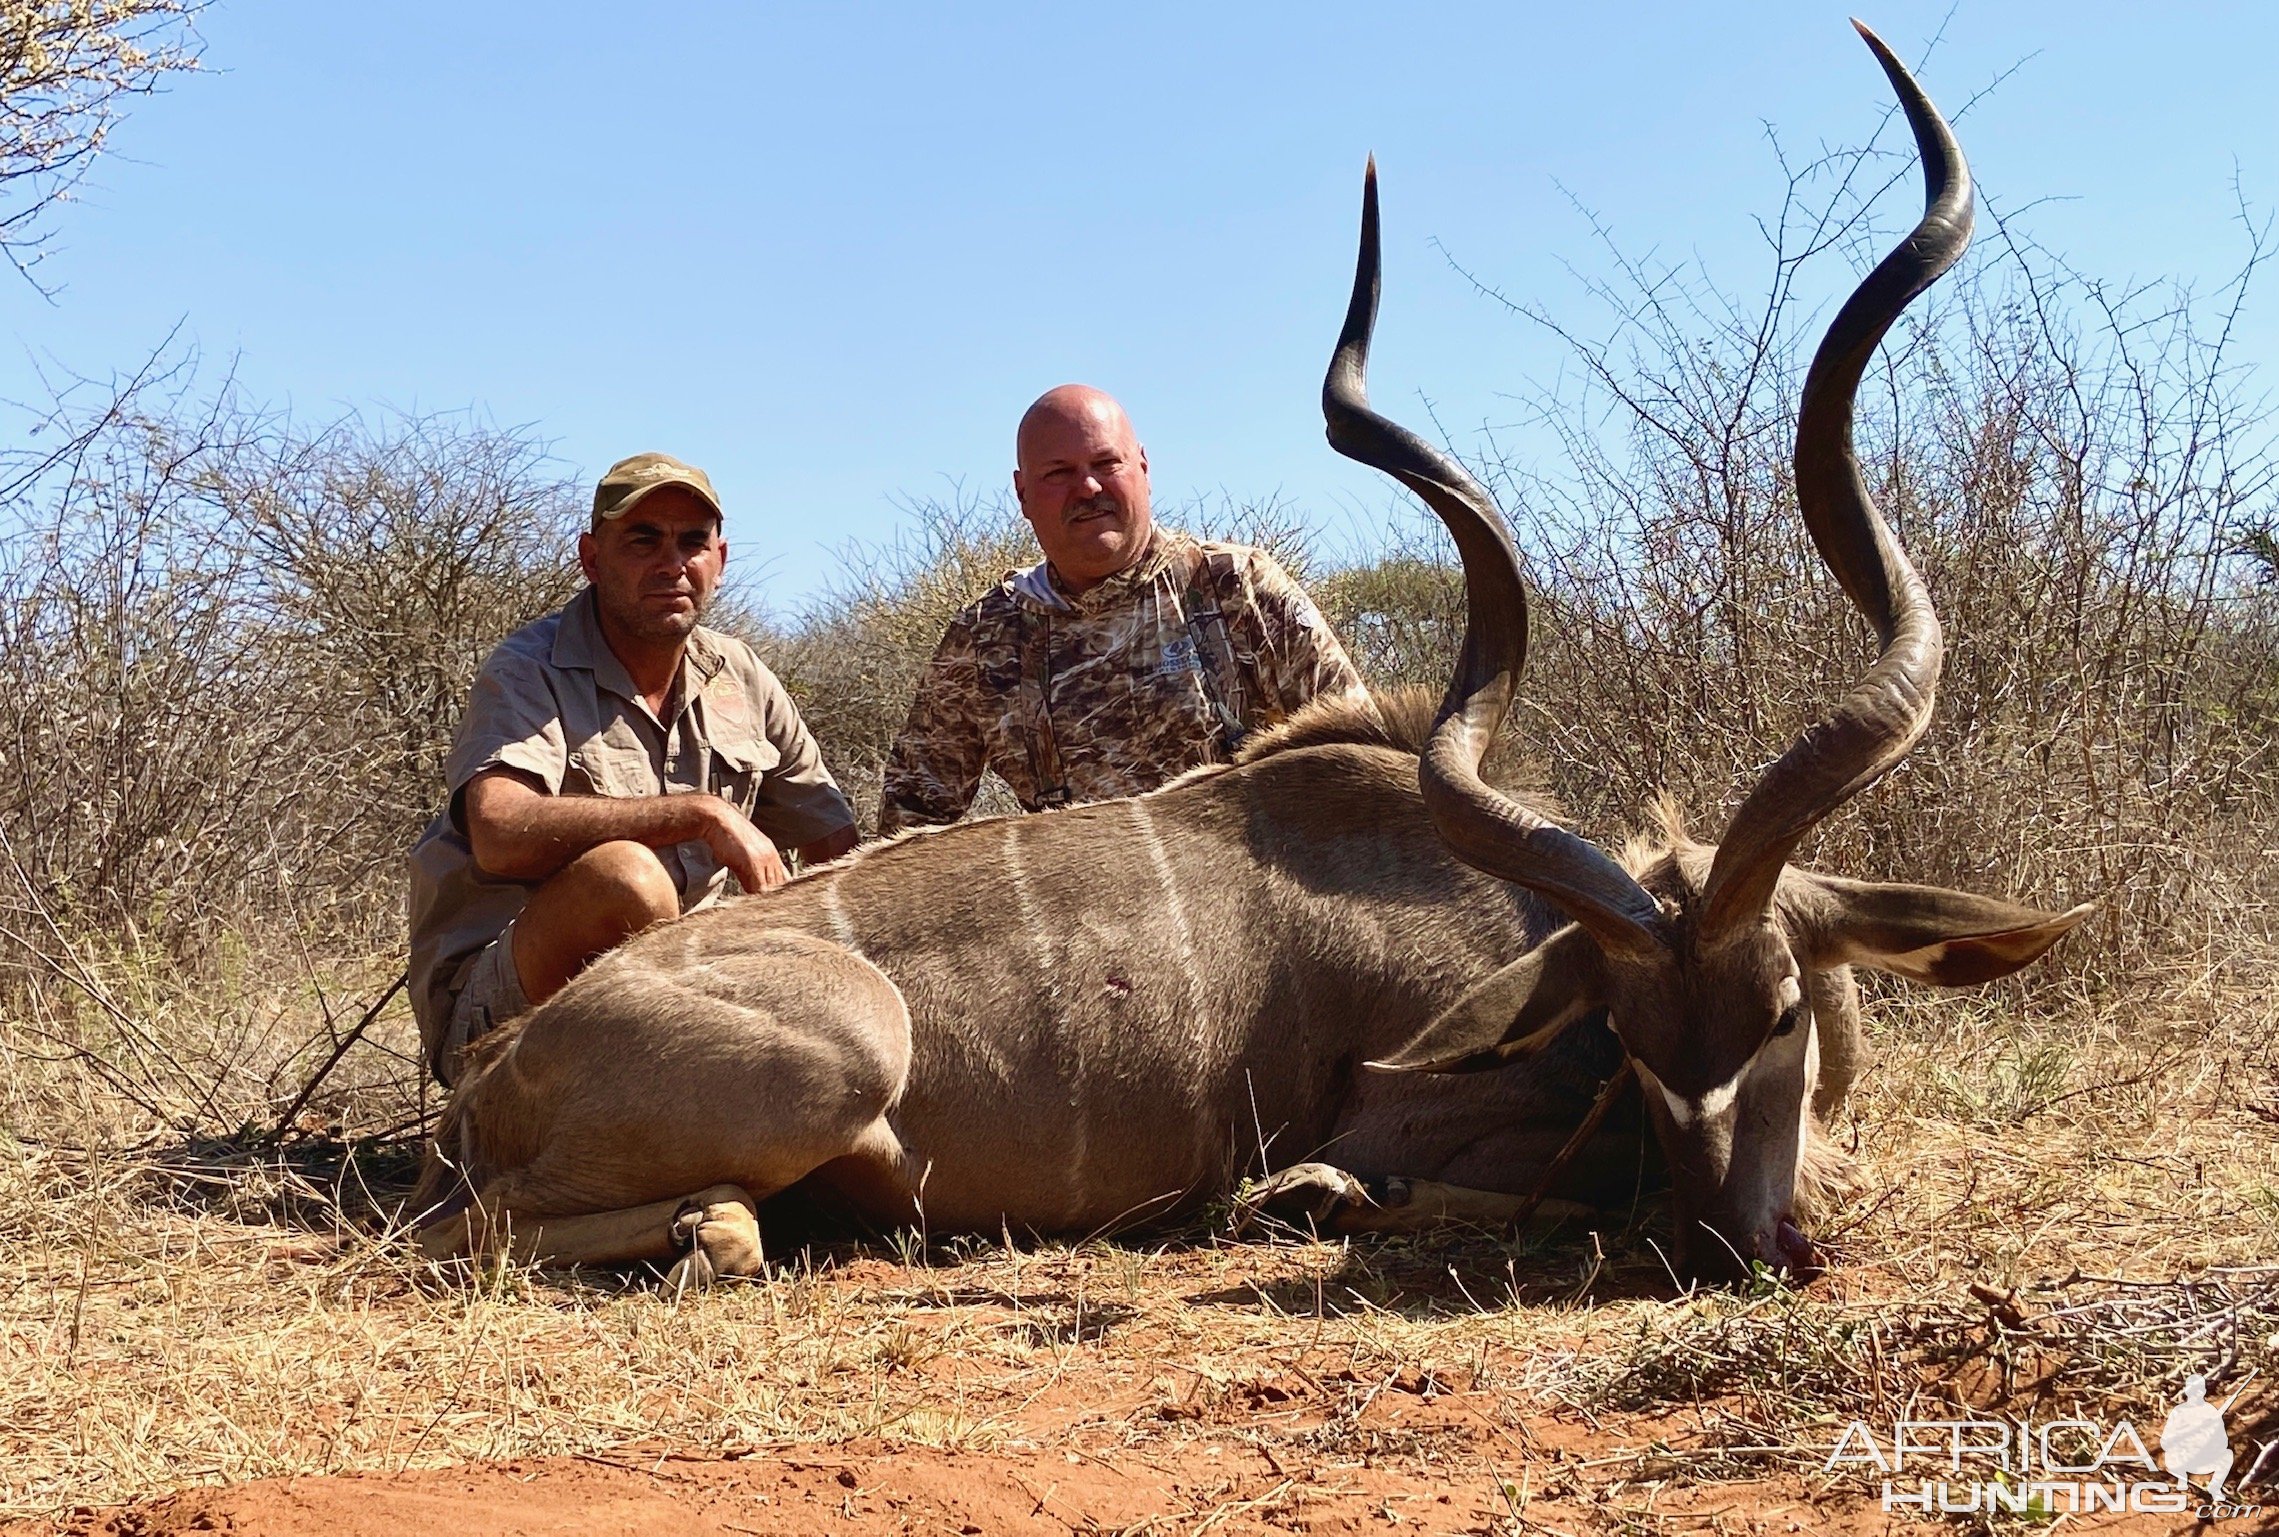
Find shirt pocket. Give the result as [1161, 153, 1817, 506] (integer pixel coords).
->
[706, 720, 781, 817]
[569, 718, 658, 797]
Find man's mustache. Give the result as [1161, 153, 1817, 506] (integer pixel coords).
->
[1066, 495, 1123, 523]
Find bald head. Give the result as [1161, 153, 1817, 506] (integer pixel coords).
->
[1017, 385, 1136, 464]
[1013, 384, 1155, 594]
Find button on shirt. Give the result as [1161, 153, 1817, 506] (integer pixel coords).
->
[407, 588, 855, 1063]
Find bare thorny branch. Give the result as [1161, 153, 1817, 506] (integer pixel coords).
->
[0, 1, 205, 292]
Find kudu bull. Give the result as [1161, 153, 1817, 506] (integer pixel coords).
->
[412, 24, 2086, 1286]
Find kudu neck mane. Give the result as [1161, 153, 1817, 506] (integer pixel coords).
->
[1237, 684, 1565, 819]
[1234, 686, 1437, 764]
[1244, 689, 1719, 893]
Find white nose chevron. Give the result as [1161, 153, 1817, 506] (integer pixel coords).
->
[1658, 1072, 1742, 1129]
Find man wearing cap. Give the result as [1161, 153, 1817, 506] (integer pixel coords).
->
[879, 385, 1366, 833]
[408, 452, 859, 1085]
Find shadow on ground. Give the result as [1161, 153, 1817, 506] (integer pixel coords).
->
[87, 1129, 1682, 1315]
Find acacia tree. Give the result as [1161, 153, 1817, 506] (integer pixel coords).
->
[0, 0, 203, 284]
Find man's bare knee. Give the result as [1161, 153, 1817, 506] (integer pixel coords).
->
[512, 842, 680, 1003]
[562, 840, 678, 929]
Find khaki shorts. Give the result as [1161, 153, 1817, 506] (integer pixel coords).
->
[438, 922, 533, 1084]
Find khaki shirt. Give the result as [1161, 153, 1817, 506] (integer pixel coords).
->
[408, 589, 855, 1066]
[879, 531, 1365, 833]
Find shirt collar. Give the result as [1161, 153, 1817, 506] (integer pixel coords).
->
[551, 586, 724, 708]
[684, 628, 726, 683]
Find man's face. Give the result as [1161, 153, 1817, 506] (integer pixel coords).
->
[577, 485, 726, 648]
[1014, 398, 1153, 592]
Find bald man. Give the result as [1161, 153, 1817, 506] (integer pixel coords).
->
[878, 385, 1366, 833]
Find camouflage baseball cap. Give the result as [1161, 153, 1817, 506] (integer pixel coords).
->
[591, 452, 723, 529]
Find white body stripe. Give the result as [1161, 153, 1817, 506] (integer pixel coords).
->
[1128, 799, 1209, 1050]
[820, 875, 858, 953]
[1004, 819, 1086, 1204]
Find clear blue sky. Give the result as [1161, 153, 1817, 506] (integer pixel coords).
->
[6, 3, 2271, 606]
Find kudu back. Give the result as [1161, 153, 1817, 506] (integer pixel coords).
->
[413, 23, 2085, 1285]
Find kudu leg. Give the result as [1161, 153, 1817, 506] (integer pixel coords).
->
[1335, 1176, 1595, 1234]
[1235, 1162, 1593, 1238]
[411, 928, 917, 1291]
[415, 1182, 765, 1290]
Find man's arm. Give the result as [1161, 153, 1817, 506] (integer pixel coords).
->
[877, 617, 991, 836]
[462, 769, 792, 892]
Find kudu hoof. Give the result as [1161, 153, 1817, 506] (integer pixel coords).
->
[1232, 1163, 1382, 1237]
[663, 1184, 763, 1296]
[411, 1209, 474, 1264]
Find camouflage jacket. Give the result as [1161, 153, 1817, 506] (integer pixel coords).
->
[878, 531, 1366, 832]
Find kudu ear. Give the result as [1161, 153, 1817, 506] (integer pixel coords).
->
[1806, 876, 2093, 987]
[1370, 925, 1608, 1074]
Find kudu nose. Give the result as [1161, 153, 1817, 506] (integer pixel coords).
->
[1772, 1218, 1824, 1283]
[1686, 1216, 1825, 1287]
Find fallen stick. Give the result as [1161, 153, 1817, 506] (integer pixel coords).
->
[1508, 1058, 1635, 1232]
[261, 967, 409, 1146]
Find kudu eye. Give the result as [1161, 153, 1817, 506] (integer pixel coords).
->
[1771, 1003, 1805, 1039]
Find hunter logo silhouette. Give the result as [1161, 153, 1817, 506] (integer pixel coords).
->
[2160, 1375, 2235, 1499]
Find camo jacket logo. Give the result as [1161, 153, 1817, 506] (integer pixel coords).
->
[878, 532, 1366, 833]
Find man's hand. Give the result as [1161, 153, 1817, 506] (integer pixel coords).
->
[693, 797, 790, 892]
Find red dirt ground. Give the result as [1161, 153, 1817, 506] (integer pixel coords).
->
[17, 1393, 2219, 1536]
[9, 1245, 2254, 1534]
